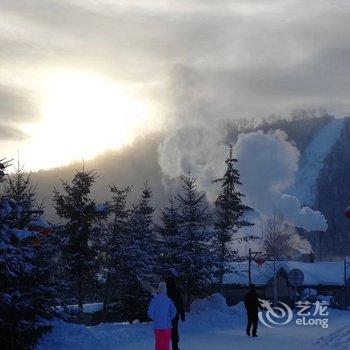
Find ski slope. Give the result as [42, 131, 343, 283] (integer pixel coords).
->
[39, 294, 350, 350]
[289, 118, 344, 206]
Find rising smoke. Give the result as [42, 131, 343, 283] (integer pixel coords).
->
[158, 122, 328, 233]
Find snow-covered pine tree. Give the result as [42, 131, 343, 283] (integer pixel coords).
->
[101, 185, 132, 319]
[157, 195, 181, 276]
[213, 145, 254, 284]
[119, 183, 156, 322]
[53, 170, 106, 319]
[176, 173, 213, 301]
[2, 160, 38, 213]
[0, 159, 53, 349]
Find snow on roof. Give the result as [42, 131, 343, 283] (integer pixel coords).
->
[223, 261, 349, 287]
[28, 218, 51, 229]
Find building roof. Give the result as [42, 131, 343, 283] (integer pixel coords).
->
[223, 261, 349, 287]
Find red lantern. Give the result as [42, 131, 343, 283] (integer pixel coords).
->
[345, 207, 350, 220]
[254, 257, 265, 266]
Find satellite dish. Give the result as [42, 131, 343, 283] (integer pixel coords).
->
[288, 268, 304, 286]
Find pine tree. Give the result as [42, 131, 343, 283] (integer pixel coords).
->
[3, 160, 37, 214]
[101, 185, 132, 319]
[157, 195, 181, 276]
[53, 170, 106, 318]
[0, 159, 53, 349]
[119, 183, 156, 322]
[176, 173, 213, 300]
[213, 145, 254, 284]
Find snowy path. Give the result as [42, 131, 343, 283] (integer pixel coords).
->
[116, 312, 350, 350]
[39, 296, 350, 350]
[117, 325, 333, 350]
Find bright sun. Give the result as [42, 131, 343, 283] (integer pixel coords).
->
[20, 69, 151, 170]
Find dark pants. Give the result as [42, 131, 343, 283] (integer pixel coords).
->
[171, 314, 179, 350]
[246, 312, 258, 336]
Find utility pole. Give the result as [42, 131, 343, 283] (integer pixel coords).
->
[273, 258, 277, 306]
[248, 248, 262, 285]
[344, 259, 350, 310]
[343, 207, 350, 309]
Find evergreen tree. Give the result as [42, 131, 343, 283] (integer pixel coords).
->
[119, 183, 156, 322]
[176, 173, 212, 300]
[3, 160, 37, 213]
[213, 145, 254, 284]
[53, 170, 106, 318]
[157, 195, 181, 276]
[0, 159, 53, 349]
[101, 185, 132, 318]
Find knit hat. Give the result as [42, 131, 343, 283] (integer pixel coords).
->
[158, 281, 167, 295]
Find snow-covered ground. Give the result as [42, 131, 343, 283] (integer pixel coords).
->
[39, 294, 350, 350]
[288, 118, 344, 206]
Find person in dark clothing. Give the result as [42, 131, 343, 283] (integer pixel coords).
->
[165, 277, 185, 350]
[244, 284, 262, 337]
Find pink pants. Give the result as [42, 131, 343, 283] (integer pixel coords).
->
[154, 329, 171, 350]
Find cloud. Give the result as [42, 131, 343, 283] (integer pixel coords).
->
[0, 87, 38, 122]
[1, 0, 350, 156]
[0, 124, 28, 141]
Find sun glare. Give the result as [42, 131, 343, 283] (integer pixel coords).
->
[19, 69, 151, 170]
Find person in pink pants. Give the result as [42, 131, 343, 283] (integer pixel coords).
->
[154, 329, 172, 350]
[148, 282, 177, 350]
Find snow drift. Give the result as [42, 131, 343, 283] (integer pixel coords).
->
[39, 294, 350, 350]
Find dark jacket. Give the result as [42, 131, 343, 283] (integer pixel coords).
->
[166, 280, 185, 321]
[244, 290, 262, 314]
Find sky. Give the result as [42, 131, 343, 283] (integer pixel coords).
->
[1, 0, 350, 170]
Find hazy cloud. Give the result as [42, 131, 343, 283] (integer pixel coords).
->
[0, 87, 38, 122]
[0, 123, 28, 140]
[1, 0, 350, 143]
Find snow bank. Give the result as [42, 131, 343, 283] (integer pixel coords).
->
[39, 294, 245, 349]
[38, 318, 153, 350]
[317, 326, 350, 350]
[38, 295, 350, 350]
[38, 319, 102, 350]
[190, 294, 231, 314]
[186, 294, 245, 332]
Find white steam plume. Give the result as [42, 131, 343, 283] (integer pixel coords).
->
[158, 123, 327, 232]
[234, 130, 327, 231]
